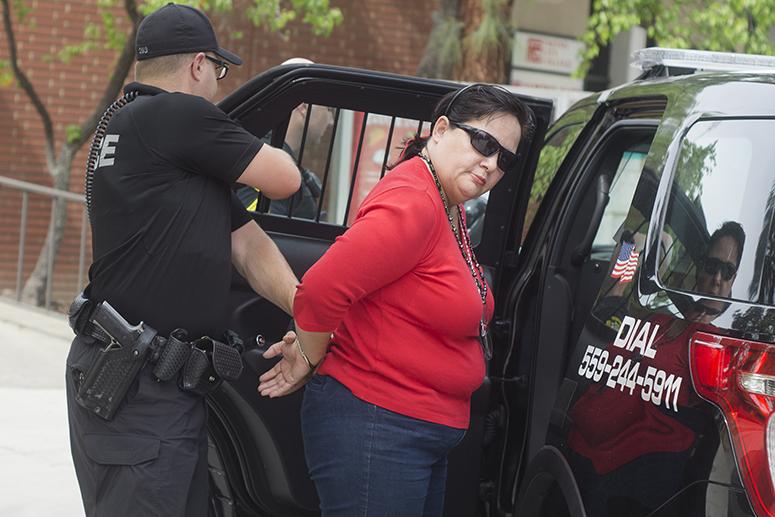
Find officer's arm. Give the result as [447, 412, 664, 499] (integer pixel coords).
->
[237, 145, 301, 199]
[231, 220, 297, 315]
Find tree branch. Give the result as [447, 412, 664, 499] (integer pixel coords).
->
[746, 7, 756, 53]
[417, 0, 461, 78]
[71, 0, 142, 150]
[1, 0, 56, 170]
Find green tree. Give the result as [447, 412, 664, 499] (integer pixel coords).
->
[676, 139, 717, 203]
[417, 0, 513, 82]
[581, 0, 775, 73]
[1, 0, 342, 306]
[748, 185, 775, 303]
[522, 123, 583, 241]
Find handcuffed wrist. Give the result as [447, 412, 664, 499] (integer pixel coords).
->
[295, 338, 318, 371]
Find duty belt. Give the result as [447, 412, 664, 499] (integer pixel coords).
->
[67, 292, 244, 420]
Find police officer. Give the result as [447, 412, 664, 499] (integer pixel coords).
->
[65, 4, 302, 516]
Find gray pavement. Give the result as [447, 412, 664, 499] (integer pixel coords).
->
[0, 297, 84, 516]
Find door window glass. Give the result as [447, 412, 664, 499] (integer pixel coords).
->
[591, 150, 649, 258]
[566, 132, 654, 337]
[658, 119, 775, 305]
[238, 107, 428, 223]
[240, 105, 498, 242]
[315, 110, 425, 226]
[522, 123, 584, 242]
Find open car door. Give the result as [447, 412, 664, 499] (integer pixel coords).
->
[207, 63, 553, 517]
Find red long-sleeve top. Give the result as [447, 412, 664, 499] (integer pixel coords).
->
[294, 156, 493, 429]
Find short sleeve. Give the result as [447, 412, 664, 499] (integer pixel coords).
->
[162, 94, 263, 184]
[230, 191, 253, 232]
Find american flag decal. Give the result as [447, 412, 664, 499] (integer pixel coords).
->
[611, 241, 639, 283]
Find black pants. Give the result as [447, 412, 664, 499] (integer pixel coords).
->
[66, 335, 209, 517]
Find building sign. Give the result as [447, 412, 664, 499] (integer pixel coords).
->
[511, 30, 585, 89]
[512, 31, 584, 75]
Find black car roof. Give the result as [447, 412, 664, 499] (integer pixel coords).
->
[589, 70, 775, 116]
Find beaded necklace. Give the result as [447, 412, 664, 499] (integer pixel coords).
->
[419, 152, 493, 360]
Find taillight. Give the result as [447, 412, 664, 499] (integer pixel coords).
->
[690, 331, 775, 516]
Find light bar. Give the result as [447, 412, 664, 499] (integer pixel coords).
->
[632, 47, 775, 73]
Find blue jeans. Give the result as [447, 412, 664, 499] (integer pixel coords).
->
[301, 375, 466, 517]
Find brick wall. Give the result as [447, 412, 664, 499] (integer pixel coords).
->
[0, 0, 437, 308]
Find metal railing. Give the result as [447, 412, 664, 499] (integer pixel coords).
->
[0, 175, 87, 310]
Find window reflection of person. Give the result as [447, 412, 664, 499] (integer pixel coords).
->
[688, 221, 745, 323]
[566, 222, 745, 516]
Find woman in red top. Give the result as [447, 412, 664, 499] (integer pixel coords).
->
[259, 84, 531, 516]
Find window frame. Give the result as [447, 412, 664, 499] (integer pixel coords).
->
[548, 120, 661, 268]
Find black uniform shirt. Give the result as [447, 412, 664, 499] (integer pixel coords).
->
[88, 82, 261, 337]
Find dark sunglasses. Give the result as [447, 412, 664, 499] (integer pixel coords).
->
[451, 122, 518, 173]
[205, 55, 229, 80]
[700, 256, 737, 281]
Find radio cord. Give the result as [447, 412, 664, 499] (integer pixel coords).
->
[84, 90, 138, 224]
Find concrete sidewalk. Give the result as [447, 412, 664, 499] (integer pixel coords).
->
[0, 297, 84, 516]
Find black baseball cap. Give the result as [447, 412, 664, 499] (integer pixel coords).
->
[135, 3, 242, 65]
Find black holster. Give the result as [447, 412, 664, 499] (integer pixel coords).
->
[75, 337, 150, 420]
[68, 295, 158, 420]
[68, 293, 244, 419]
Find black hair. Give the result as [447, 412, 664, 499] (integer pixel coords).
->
[391, 83, 534, 168]
[708, 221, 746, 266]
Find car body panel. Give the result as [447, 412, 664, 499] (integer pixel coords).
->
[515, 72, 775, 517]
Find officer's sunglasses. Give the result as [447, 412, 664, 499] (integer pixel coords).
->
[451, 122, 518, 173]
[205, 55, 229, 80]
[699, 256, 737, 281]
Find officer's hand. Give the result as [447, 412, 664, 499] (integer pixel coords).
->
[257, 331, 312, 397]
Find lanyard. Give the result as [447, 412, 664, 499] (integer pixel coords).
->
[419, 153, 493, 360]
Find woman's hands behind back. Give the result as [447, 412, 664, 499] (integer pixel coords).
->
[258, 331, 312, 397]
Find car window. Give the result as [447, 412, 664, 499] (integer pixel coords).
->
[590, 150, 648, 258]
[239, 107, 427, 223]
[563, 130, 655, 339]
[522, 123, 584, 242]
[241, 105, 492, 239]
[658, 118, 775, 305]
[318, 110, 425, 226]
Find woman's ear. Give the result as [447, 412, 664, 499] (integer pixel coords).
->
[431, 116, 450, 143]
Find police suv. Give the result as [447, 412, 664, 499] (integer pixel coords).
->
[207, 48, 775, 517]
